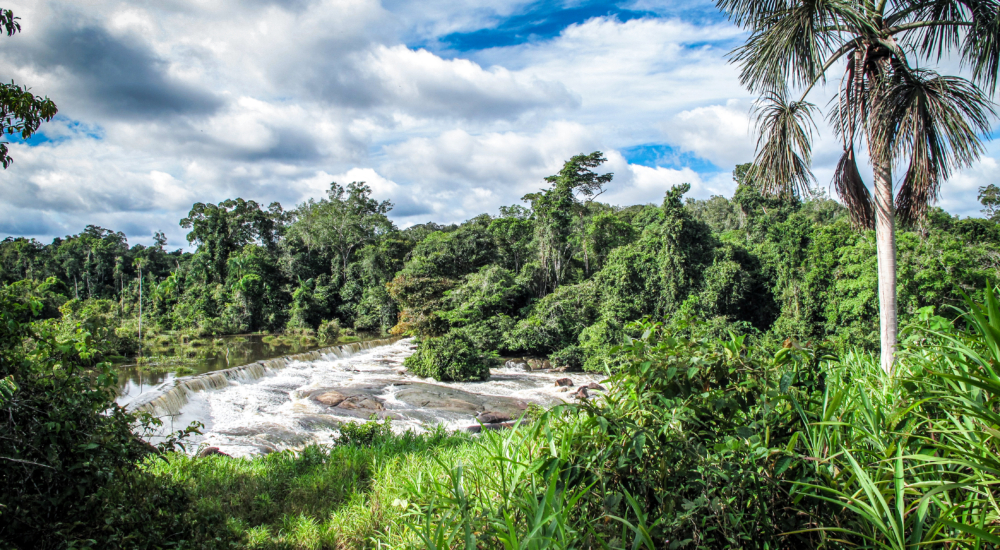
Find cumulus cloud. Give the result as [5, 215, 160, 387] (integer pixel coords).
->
[662, 99, 754, 169]
[0, 0, 992, 247]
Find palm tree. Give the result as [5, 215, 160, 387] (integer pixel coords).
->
[717, 0, 999, 373]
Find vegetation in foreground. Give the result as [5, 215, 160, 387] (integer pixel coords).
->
[4, 279, 1000, 548]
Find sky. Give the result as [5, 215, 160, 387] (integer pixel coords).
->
[0, 0, 996, 250]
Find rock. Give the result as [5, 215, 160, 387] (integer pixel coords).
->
[527, 358, 542, 370]
[542, 360, 552, 369]
[504, 360, 529, 370]
[337, 395, 385, 411]
[315, 390, 347, 407]
[554, 378, 574, 387]
[574, 386, 590, 400]
[477, 412, 512, 424]
[585, 382, 607, 391]
[198, 446, 230, 458]
[557, 387, 569, 393]
[395, 368, 407, 375]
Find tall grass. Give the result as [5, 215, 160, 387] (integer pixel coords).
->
[788, 289, 1000, 548]
[123, 287, 1000, 549]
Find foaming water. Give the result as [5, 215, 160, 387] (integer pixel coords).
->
[127, 338, 606, 457]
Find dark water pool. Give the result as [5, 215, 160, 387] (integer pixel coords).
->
[115, 334, 363, 408]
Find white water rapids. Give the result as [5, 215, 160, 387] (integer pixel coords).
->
[123, 338, 605, 457]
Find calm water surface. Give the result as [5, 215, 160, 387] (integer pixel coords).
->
[116, 334, 357, 408]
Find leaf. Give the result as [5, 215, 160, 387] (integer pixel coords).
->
[774, 456, 793, 476]
[780, 371, 795, 393]
[687, 366, 699, 379]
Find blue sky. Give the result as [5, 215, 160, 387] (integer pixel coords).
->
[0, 0, 994, 247]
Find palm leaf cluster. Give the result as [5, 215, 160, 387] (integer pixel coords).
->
[719, 0, 999, 228]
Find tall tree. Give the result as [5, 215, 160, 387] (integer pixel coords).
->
[523, 152, 613, 294]
[979, 183, 1000, 221]
[288, 182, 393, 275]
[180, 199, 283, 282]
[718, 0, 999, 373]
[0, 9, 57, 169]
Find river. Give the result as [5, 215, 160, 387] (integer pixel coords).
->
[120, 338, 606, 457]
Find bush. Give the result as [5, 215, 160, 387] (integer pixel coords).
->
[404, 332, 496, 381]
[0, 282, 198, 548]
[549, 344, 585, 370]
[338, 416, 393, 447]
[317, 318, 341, 343]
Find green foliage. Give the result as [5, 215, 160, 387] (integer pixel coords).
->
[0, 8, 58, 169]
[404, 332, 496, 381]
[338, 416, 393, 447]
[0, 282, 197, 548]
[505, 280, 599, 355]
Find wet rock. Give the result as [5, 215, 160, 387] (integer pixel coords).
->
[554, 378, 574, 387]
[337, 395, 385, 411]
[557, 387, 569, 393]
[542, 360, 552, 370]
[198, 446, 230, 458]
[315, 390, 347, 407]
[585, 382, 607, 392]
[477, 412, 512, 424]
[574, 387, 590, 400]
[296, 415, 343, 430]
[504, 360, 529, 370]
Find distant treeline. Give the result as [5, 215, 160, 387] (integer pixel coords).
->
[2, 153, 998, 367]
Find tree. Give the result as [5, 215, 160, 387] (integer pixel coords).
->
[180, 198, 283, 282]
[523, 152, 613, 294]
[288, 182, 393, 275]
[488, 205, 533, 273]
[0, 9, 57, 169]
[979, 183, 1000, 221]
[718, 0, 1000, 373]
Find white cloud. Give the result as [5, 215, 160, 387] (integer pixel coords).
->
[0, 0, 992, 248]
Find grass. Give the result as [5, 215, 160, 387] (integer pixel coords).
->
[143, 428, 480, 549]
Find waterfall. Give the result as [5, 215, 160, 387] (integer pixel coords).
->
[130, 338, 399, 418]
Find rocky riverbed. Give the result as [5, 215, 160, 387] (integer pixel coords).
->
[130, 338, 606, 457]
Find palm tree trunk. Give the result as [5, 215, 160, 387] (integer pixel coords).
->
[873, 159, 898, 374]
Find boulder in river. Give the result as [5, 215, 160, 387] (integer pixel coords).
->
[574, 386, 590, 400]
[198, 446, 230, 458]
[315, 390, 347, 406]
[476, 412, 512, 424]
[585, 382, 607, 391]
[554, 378, 574, 387]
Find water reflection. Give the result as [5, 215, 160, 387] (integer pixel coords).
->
[116, 334, 363, 408]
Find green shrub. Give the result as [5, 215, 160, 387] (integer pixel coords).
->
[338, 416, 393, 447]
[317, 318, 341, 343]
[403, 332, 496, 381]
[0, 282, 198, 548]
[549, 344, 585, 370]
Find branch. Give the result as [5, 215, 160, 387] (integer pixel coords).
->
[886, 20, 973, 35]
[0, 456, 55, 469]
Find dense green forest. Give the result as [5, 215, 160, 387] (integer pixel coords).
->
[3, 154, 997, 372]
[4, 0, 1000, 545]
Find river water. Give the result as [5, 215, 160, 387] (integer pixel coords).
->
[122, 338, 606, 457]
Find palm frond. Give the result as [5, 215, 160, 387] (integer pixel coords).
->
[870, 68, 996, 223]
[829, 46, 870, 145]
[715, 0, 792, 26]
[833, 147, 875, 230]
[885, 0, 969, 60]
[749, 91, 819, 197]
[732, 0, 873, 93]
[885, 1, 1000, 94]
[962, 0, 1000, 94]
